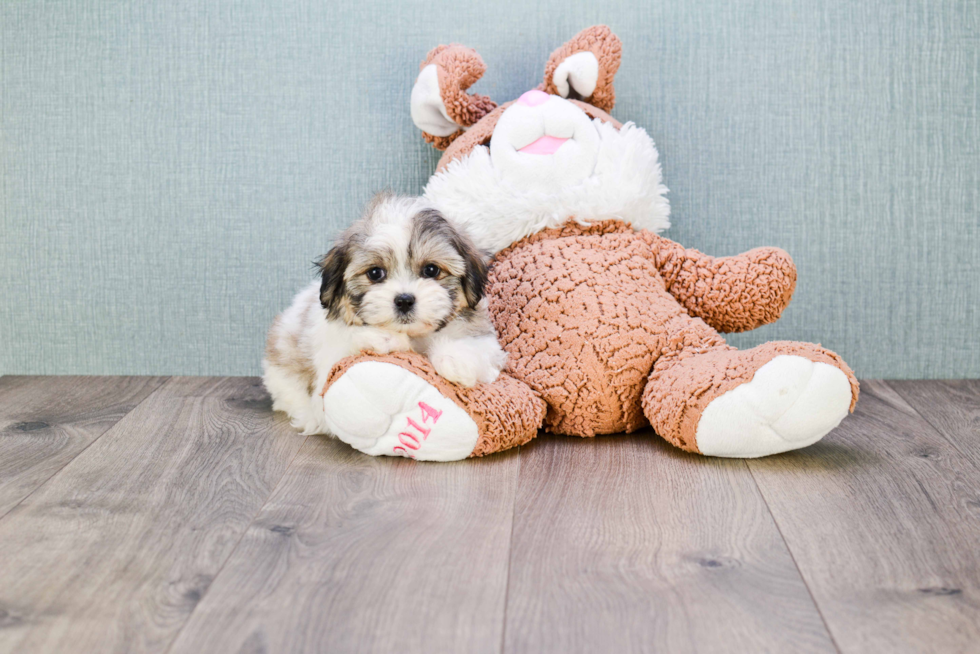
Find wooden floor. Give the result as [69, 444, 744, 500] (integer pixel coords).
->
[0, 377, 978, 653]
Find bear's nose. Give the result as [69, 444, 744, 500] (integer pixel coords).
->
[518, 89, 550, 107]
[394, 294, 415, 313]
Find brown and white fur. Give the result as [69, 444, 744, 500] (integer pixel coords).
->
[263, 193, 506, 435]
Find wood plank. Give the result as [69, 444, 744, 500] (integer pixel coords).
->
[889, 379, 980, 467]
[168, 437, 521, 654]
[748, 380, 980, 653]
[0, 375, 167, 517]
[0, 377, 307, 654]
[502, 433, 835, 654]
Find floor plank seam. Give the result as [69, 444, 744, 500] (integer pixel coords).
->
[886, 380, 980, 477]
[161, 430, 315, 654]
[498, 444, 523, 654]
[745, 460, 844, 654]
[0, 376, 171, 524]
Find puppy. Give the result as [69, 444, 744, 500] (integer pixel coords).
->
[263, 192, 507, 435]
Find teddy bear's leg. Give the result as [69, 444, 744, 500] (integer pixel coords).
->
[318, 351, 546, 461]
[642, 322, 859, 457]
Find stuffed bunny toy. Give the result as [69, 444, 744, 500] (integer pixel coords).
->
[315, 26, 858, 461]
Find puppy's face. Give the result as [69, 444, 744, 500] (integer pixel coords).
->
[319, 194, 487, 337]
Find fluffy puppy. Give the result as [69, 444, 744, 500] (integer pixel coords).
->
[263, 192, 507, 435]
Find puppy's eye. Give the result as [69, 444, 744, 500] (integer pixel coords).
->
[366, 267, 386, 283]
[421, 263, 441, 279]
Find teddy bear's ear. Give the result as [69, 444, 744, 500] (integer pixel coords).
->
[541, 25, 622, 114]
[411, 45, 498, 151]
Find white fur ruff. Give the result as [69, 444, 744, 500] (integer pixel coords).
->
[424, 120, 671, 255]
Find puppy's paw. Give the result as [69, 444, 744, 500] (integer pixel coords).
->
[431, 351, 480, 388]
[429, 338, 507, 388]
[351, 328, 411, 355]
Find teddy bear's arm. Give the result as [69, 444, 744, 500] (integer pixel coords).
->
[645, 233, 798, 333]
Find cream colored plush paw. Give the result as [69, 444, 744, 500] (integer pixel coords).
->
[695, 355, 852, 458]
[321, 361, 478, 462]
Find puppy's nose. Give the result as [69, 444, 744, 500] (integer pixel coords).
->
[394, 294, 416, 313]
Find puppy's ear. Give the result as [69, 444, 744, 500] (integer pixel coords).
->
[453, 230, 489, 309]
[317, 243, 349, 318]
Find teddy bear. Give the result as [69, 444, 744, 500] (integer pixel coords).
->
[315, 26, 859, 461]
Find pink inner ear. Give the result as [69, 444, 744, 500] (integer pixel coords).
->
[518, 135, 569, 155]
[518, 89, 550, 107]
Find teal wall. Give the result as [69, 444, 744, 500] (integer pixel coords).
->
[2, 0, 978, 378]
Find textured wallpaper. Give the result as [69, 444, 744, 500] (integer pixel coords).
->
[1, 0, 978, 377]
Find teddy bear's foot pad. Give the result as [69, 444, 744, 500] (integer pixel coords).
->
[695, 355, 851, 458]
[321, 361, 479, 461]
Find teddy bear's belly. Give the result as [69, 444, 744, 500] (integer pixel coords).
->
[487, 228, 689, 436]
